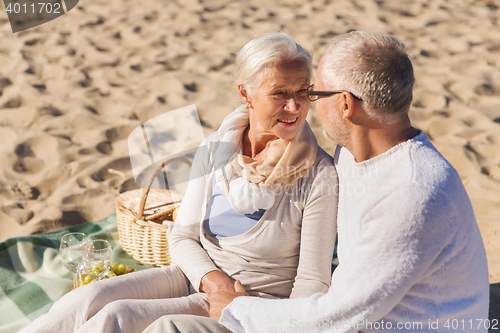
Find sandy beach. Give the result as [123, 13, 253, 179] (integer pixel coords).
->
[0, 0, 499, 283]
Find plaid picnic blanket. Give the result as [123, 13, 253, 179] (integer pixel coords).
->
[0, 214, 153, 333]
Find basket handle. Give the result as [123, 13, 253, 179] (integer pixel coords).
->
[135, 157, 192, 222]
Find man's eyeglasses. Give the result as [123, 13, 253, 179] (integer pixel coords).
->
[306, 84, 363, 102]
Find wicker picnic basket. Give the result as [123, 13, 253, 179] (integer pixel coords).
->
[115, 159, 190, 266]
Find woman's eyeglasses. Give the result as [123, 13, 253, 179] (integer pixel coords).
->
[306, 84, 363, 102]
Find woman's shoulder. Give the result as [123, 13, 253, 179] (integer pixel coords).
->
[297, 145, 337, 187]
[203, 130, 221, 144]
[290, 145, 337, 204]
[314, 145, 336, 168]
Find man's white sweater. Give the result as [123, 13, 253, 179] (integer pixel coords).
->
[220, 132, 489, 333]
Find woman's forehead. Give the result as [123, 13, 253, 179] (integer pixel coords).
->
[257, 63, 311, 88]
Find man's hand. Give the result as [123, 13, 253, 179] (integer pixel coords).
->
[209, 280, 248, 320]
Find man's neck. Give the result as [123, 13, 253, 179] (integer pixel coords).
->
[349, 117, 420, 163]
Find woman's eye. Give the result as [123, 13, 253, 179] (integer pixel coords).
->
[297, 89, 307, 96]
[273, 91, 283, 95]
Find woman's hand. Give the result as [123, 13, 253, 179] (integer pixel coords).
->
[209, 280, 249, 319]
[199, 270, 235, 294]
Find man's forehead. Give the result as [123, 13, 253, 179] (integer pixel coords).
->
[314, 64, 325, 86]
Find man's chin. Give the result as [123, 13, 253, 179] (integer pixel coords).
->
[323, 128, 336, 142]
[323, 128, 347, 148]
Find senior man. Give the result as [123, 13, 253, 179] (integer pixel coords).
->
[144, 31, 489, 333]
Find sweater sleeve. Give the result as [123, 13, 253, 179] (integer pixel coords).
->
[289, 156, 338, 298]
[219, 185, 458, 333]
[169, 144, 219, 292]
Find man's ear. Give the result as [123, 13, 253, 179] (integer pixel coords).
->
[238, 84, 252, 108]
[340, 92, 357, 120]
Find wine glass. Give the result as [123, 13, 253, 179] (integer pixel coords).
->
[59, 232, 88, 289]
[84, 239, 113, 281]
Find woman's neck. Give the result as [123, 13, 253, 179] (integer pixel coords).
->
[241, 126, 278, 161]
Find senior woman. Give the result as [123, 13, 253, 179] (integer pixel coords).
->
[19, 32, 337, 333]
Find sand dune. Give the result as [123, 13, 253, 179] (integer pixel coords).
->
[0, 0, 499, 282]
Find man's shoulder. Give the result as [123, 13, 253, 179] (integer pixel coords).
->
[335, 132, 459, 187]
[406, 134, 462, 191]
[386, 134, 474, 224]
[337, 132, 471, 212]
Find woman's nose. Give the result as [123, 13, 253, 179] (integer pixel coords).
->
[284, 97, 300, 112]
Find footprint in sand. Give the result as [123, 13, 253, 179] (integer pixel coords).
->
[91, 157, 131, 183]
[10, 182, 40, 200]
[13, 155, 45, 174]
[105, 125, 138, 143]
[96, 141, 113, 155]
[119, 177, 140, 193]
[0, 203, 34, 225]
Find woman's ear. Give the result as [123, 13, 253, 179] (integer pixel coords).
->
[238, 84, 252, 108]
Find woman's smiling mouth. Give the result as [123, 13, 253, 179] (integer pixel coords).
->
[278, 117, 298, 124]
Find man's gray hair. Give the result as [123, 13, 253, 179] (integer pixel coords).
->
[321, 30, 414, 122]
[234, 32, 312, 95]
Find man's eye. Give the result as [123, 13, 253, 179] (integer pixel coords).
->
[273, 91, 283, 95]
[297, 89, 307, 96]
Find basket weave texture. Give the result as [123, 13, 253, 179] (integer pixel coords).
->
[115, 188, 183, 266]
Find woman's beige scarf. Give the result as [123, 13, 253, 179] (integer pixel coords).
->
[215, 105, 318, 214]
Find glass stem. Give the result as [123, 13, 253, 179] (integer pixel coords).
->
[73, 272, 78, 289]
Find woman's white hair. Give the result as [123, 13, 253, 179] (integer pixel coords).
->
[321, 30, 414, 122]
[234, 32, 312, 95]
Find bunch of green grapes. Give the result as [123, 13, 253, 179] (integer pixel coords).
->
[81, 263, 134, 285]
